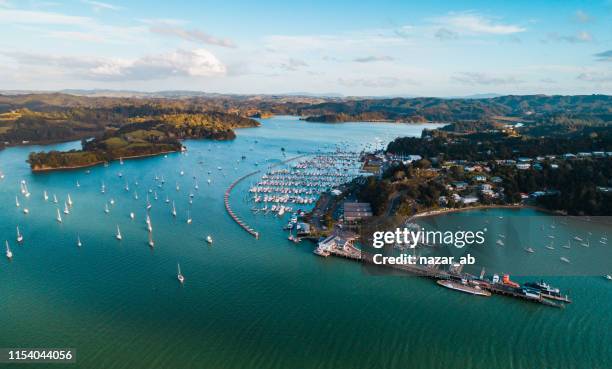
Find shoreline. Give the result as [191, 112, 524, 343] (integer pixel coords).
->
[31, 149, 181, 173]
[410, 204, 560, 220]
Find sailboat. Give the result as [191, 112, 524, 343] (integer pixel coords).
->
[194, 181, 199, 190]
[63, 201, 70, 215]
[115, 225, 122, 240]
[134, 191, 139, 200]
[43, 190, 49, 201]
[187, 210, 192, 224]
[206, 235, 213, 244]
[53, 194, 58, 203]
[171, 201, 177, 217]
[148, 232, 155, 248]
[104, 202, 110, 214]
[76, 181, 80, 188]
[15, 196, 20, 208]
[101, 182, 106, 194]
[77, 234, 82, 247]
[130, 212, 135, 220]
[165, 196, 170, 204]
[67, 194, 73, 207]
[125, 179, 130, 192]
[16, 226, 23, 243]
[154, 191, 158, 200]
[524, 247, 534, 253]
[177, 263, 185, 284]
[146, 195, 152, 210]
[6, 241, 13, 260]
[176, 182, 180, 191]
[560, 257, 570, 264]
[56, 208, 63, 223]
[562, 240, 571, 249]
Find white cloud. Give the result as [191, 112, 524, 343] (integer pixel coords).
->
[453, 72, 522, 85]
[81, 0, 122, 12]
[574, 10, 591, 23]
[0, 8, 91, 25]
[3, 49, 226, 81]
[577, 72, 612, 83]
[544, 31, 592, 43]
[435, 13, 526, 35]
[149, 24, 235, 48]
[353, 55, 394, 63]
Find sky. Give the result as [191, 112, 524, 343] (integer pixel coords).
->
[0, 0, 611, 96]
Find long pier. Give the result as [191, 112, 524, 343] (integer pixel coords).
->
[225, 170, 261, 238]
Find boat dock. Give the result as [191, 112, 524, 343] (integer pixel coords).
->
[224, 155, 309, 238]
[225, 170, 261, 238]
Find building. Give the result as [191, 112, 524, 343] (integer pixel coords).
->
[343, 202, 373, 222]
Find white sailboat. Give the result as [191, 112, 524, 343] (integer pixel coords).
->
[43, 190, 49, 201]
[6, 240, 13, 260]
[134, 191, 139, 200]
[63, 201, 70, 215]
[104, 202, 110, 214]
[15, 196, 20, 208]
[560, 257, 570, 264]
[130, 212, 135, 220]
[23, 207, 29, 214]
[146, 195, 152, 210]
[165, 196, 170, 204]
[176, 182, 180, 191]
[76, 181, 80, 188]
[16, 226, 23, 243]
[56, 208, 62, 223]
[171, 201, 177, 217]
[177, 263, 185, 284]
[116, 225, 122, 240]
[67, 194, 73, 207]
[148, 232, 154, 248]
[53, 194, 58, 203]
[187, 210, 192, 224]
[77, 234, 82, 247]
[101, 182, 106, 194]
[206, 235, 213, 244]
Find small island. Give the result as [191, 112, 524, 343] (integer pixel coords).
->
[27, 112, 259, 172]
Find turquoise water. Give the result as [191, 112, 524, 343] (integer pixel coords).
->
[0, 117, 610, 369]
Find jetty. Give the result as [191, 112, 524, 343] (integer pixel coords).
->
[225, 170, 261, 238]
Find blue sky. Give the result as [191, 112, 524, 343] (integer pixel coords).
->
[0, 0, 611, 96]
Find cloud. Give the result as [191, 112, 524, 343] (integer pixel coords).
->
[353, 55, 394, 63]
[577, 72, 612, 83]
[434, 28, 458, 40]
[279, 58, 308, 71]
[338, 77, 416, 88]
[594, 50, 612, 62]
[574, 10, 591, 23]
[544, 31, 592, 43]
[149, 24, 235, 48]
[0, 8, 91, 25]
[3, 49, 226, 81]
[81, 0, 122, 11]
[453, 72, 522, 85]
[435, 13, 526, 35]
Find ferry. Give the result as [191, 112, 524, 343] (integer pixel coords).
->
[436, 279, 491, 297]
[524, 280, 572, 303]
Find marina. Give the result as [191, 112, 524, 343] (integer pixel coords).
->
[0, 117, 610, 369]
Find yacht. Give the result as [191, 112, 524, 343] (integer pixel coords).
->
[6, 241, 13, 260]
[177, 263, 185, 284]
[16, 226, 23, 243]
[116, 225, 122, 240]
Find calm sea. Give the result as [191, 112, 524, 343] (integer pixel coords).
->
[0, 117, 610, 369]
